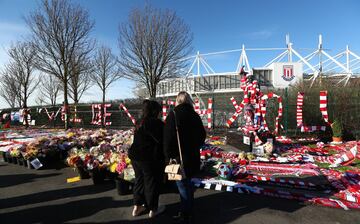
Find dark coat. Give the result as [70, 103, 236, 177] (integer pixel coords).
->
[128, 118, 164, 163]
[163, 103, 206, 178]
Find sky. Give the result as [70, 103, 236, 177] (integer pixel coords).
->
[0, 0, 360, 108]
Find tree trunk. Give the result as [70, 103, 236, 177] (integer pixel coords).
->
[52, 106, 56, 128]
[73, 89, 79, 128]
[63, 81, 70, 130]
[150, 85, 157, 99]
[23, 93, 27, 108]
[24, 109, 29, 129]
[101, 89, 105, 128]
[23, 95, 29, 129]
[24, 114, 29, 128]
[73, 102, 78, 128]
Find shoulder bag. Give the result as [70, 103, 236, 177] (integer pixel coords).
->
[164, 111, 186, 181]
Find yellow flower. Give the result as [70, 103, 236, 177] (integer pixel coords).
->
[212, 141, 224, 145]
[125, 157, 131, 165]
[109, 162, 117, 173]
[67, 132, 75, 138]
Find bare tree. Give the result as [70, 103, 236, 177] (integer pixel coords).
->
[39, 74, 61, 106]
[132, 82, 149, 99]
[35, 95, 46, 106]
[68, 51, 93, 105]
[91, 46, 121, 126]
[118, 5, 193, 98]
[7, 41, 38, 109]
[0, 71, 21, 108]
[68, 51, 93, 125]
[26, 0, 95, 129]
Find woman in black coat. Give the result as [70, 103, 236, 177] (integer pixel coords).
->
[128, 100, 165, 218]
[164, 91, 206, 223]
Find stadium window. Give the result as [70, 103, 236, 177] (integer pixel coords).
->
[202, 77, 206, 91]
[198, 77, 201, 91]
[236, 75, 240, 87]
[268, 70, 273, 84]
[213, 76, 217, 90]
[225, 76, 229, 89]
[230, 75, 235, 88]
[169, 82, 173, 93]
[220, 76, 225, 89]
[209, 76, 214, 90]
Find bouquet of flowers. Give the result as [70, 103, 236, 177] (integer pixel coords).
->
[90, 143, 114, 164]
[66, 132, 76, 139]
[111, 130, 134, 146]
[66, 147, 89, 168]
[23, 143, 39, 160]
[115, 154, 131, 175]
[115, 153, 134, 182]
[9, 146, 22, 158]
[84, 154, 103, 170]
[67, 155, 83, 167]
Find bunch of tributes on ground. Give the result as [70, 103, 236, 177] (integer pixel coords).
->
[66, 129, 134, 182]
[1, 126, 360, 210]
[197, 138, 360, 210]
[1, 67, 360, 212]
[0, 128, 134, 180]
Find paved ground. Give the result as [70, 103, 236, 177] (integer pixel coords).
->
[1, 162, 360, 224]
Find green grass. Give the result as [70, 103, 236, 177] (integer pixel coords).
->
[315, 159, 360, 172]
[327, 148, 339, 155]
[352, 159, 360, 168]
[315, 162, 330, 169]
[332, 166, 355, 172]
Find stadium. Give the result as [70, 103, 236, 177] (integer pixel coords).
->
[156, 35, 360, 98]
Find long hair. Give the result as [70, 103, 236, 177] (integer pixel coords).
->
[176, 91, 194, 107]
[141, 100, 162, 120]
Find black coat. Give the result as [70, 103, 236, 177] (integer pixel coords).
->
[163, 103, 206, 178]
[128, 118, 164, 163]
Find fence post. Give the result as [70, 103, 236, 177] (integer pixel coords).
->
[212, 94, 215, 134]
[358, 90, 360, 140]
[284, 87, 289, 135]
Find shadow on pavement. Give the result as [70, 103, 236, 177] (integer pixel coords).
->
[0, 173, 61, 188]
[0, 182, 115, 209]
[0, 196, 133, 224]
[160, 181, 179, 194]
[0, 189, 305, 224]
[38, 161, 68, 170]
[78, 191, 305, 224]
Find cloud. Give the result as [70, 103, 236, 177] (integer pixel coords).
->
[0, 21, 28, 33]
[245, 27, 278, 40]
[0, 21, 29, 66]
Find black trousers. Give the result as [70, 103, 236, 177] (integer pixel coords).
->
[132, 161, 163, 210]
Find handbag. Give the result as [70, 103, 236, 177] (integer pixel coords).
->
[165, 159, 183, 180]
[164, 111, 186, 181]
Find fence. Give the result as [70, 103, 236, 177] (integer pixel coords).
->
[2, 86, 360, 139]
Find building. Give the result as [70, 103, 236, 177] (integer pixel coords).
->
[157, 35, 360, 97]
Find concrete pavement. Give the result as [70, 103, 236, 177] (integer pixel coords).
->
[1, 162, 360, 224]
